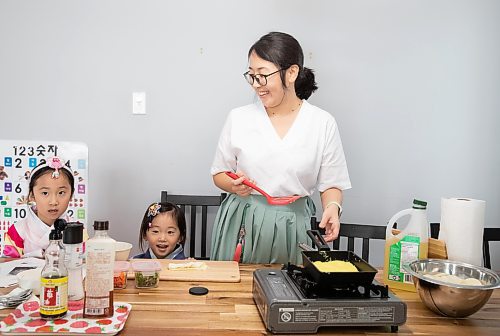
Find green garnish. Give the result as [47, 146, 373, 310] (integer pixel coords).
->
[135, 271, 159, 288]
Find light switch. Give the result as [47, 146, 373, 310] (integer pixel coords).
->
[132, 92, 146, 115]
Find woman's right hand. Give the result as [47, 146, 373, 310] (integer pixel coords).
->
[228, 171, 254, 197]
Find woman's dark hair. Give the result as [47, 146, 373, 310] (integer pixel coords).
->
[138, 202, 187, 251]
[28, 166, 75, 197]
[248, 31, 318, 100]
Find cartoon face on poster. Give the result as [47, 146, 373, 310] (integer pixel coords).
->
[0, 140, 88, 255]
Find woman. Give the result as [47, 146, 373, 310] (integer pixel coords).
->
[210, 32, 351, 264]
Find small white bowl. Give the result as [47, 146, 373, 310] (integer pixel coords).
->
[16, 268, 42, 296]
[115, 241, 133, 261]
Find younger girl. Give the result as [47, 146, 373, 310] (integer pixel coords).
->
[133, 202, 187, 259]
[3, 156, 74, 258]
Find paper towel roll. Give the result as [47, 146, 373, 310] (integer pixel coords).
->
[439, 198, 485, 266]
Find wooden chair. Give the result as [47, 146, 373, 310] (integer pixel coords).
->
[161, 191, 227, 260]
[483, 228, 500, 269]
[310, 218, 386, 262]
[427, 223, 499, 269]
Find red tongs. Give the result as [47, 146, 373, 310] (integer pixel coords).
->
[225, 171, 301, 205]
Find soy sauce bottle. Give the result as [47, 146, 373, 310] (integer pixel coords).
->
[40, 228, 68, 319]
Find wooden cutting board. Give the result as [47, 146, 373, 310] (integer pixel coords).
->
[127, 259, 241, 283]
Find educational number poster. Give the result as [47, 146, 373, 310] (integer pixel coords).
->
[0, 140, 88, 256]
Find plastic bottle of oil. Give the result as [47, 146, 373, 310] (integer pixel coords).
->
[83, 220, 116, 318]
[384, 199, 429, 292]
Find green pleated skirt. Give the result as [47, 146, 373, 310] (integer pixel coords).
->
[210, 194, 316, 264]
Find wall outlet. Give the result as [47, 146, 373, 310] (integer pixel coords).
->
[132, 92, 146, 115]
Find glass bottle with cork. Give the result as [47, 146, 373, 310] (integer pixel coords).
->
[83, 220, 116, 318]
[40, 228, 68, 319]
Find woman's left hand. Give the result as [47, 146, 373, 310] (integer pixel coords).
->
[318, 206, 340, 242]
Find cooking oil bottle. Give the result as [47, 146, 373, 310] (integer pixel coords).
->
[384, 199, 429, 292]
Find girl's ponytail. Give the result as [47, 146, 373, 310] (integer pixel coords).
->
[295, 67, 318, 100]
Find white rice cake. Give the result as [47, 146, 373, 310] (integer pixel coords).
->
[168, 261, 208, 271]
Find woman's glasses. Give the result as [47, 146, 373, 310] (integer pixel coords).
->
[243, 69, 283, 86]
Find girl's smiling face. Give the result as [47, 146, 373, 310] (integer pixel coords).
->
[29, 171, 72, 226]
[145, 211, 182, 258]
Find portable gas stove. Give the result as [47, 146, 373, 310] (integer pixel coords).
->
[253, 264, 407, 334]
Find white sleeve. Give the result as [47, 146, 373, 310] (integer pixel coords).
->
[23, 249, 44, 259]
[210, 112, 237, 175]
[317, 118, 352, 192]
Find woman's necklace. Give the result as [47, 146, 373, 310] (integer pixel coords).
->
[269, 100, 302, 118]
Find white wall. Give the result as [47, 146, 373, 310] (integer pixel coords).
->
[1, 0, 499, 268]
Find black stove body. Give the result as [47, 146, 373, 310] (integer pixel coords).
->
[252, 265, 407, 334]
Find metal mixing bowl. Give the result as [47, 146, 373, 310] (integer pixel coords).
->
[404, 259, 500, 317]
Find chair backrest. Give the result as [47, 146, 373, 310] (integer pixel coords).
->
[430, 222, 440, 239]
[483, 228, 500, 269]
[310, 218, 386, 262]
[427, 223, 499, 269]
[161, 191, 227, 259]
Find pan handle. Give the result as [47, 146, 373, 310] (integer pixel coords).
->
[307, 230, 330, 251]
[298, 242, 315, 251]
